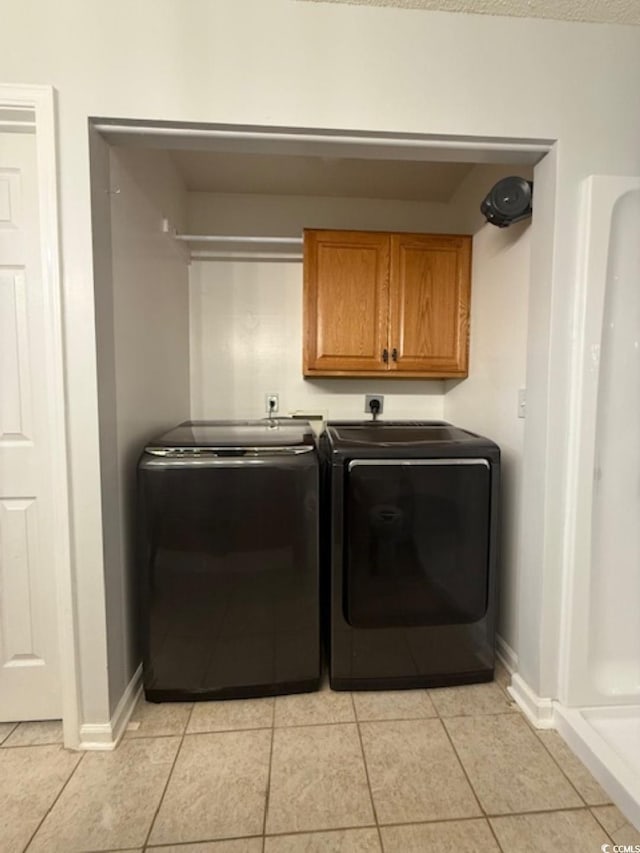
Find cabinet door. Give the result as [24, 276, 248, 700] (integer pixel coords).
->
[389, 234, 471, 376]
[303, 229, 390, 375]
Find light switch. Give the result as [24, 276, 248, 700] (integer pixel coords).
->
[518, 388, 527, 419]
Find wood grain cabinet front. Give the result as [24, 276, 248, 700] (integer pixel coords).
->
[303, 229, 471, 378]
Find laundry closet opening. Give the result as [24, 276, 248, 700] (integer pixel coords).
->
[88, 120, 552, 717]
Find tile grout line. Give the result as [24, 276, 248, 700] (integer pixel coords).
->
[22, 746, 87, 851]
[260, 700, 277, 853]
[141, 703, 196, 851]
[259, 805, 614, 839]
[489, 805, 619, 849]
[119, 709, 520, 742]
[529, 724, 600, 809]
[1, 739, 67, 750]
[438, 701, 608, 848]
[486, 804, 612, 820]
[437, 714, 507, 853]
[350, 692, 385, 853]
[265, 823, 379, 840]
[0, 721, 19, 746]
[589, 806, 622, 846]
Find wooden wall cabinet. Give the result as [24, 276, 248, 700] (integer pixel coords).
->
[303, 229, 472, 378]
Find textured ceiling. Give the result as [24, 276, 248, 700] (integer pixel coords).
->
[298, 0, 640, 26]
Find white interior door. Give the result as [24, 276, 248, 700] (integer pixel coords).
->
[0, 129, 61, 720]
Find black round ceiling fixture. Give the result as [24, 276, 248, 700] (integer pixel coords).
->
[480, 176, 533, 228]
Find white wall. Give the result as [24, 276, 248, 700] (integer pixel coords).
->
[187, 164, 528, 237]
[93, 146, 191, 716]
[444, 220, 531, 654]
[89, 130, 118, 723]
[188, 164, 522, 422]
[190, 260, 445, 421]
[2, 0, 639, 727]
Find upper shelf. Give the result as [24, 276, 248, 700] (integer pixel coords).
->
[174, 233, 303, 261]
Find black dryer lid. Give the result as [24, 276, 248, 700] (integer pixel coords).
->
[325, 420, 500, 458]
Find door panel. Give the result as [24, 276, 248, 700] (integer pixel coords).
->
[0, 131, 61, 720]
[344, 460, 490, 629]
[389, 234, 471, 375]
[138, 458, 320, 698]
[0, 270, 33, 439]
[304, 229, 390, 373]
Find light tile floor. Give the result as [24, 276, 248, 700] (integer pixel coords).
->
[1, 665, 639, 852]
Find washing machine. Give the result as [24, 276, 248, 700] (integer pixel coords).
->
[320, 420, 500, 690]
[137, 419, 321, 701]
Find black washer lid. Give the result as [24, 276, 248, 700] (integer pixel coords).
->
[147, 419, 315, 449]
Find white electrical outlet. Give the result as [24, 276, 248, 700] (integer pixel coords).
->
[266, 394, 279, 414]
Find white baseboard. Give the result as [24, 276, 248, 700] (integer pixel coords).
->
[508, 673, 555, 729]
[495, 634, 518, 675]
[78, 664, 143, 750]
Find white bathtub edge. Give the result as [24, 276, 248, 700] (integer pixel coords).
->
[554, 703, 640, 830]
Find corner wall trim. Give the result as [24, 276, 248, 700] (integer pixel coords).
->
[508, 673, 555, 729]
[78, 665, 143, 750]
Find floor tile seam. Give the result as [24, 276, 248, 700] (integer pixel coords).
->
[84, 846, 156, 853]
[421, 709, 519, 721]
[0, 740, 64, 750]
[488, 806, 619, 847]
[486, 804, 600, 819]
[260, 720, 276, 852]
[132, 717, 430, 736]
[436, 715, 488, 821]
[437, 711, 507, 852]
[529, 725, 593, 808]
[142, 705, 195, 849]
[588, 807, 624, 845]
[182, 724, 275, 736]
[443, 708, 526, 723]
[354, 713, 439, 724]
[22, 747, 87, 851]
[0, 722, 18, 745]
[351, 692, 385, 852]
[355, 711, 516, 729]
[270, 718, 358, 730]
[589, 806, 628, 832]
[375, 814, 504, 829]
[265, 822, 379, 839]
[144, 830, 264, 850]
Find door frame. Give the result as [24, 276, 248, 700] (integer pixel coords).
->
[95, 119, 560, 703]
[0, 84, 79, 747]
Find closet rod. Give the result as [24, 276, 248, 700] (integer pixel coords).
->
[191, 251, 302, 261]
[175, 234, 303, 244]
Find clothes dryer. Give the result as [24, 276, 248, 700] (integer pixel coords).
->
[320, 421, 500, 690]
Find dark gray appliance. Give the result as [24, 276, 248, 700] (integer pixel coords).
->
[137, 420, 321, 701]
[320, 421, 500, 690]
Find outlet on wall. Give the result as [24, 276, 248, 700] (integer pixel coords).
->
[266, 393, 279, 414]
[364, 394, 384, 415]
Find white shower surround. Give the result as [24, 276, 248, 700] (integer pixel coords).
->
[554, 175, 640, 829]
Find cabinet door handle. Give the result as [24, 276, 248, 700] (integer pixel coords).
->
[391, 348, 398, 362]
[382, 348, 389, 363]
